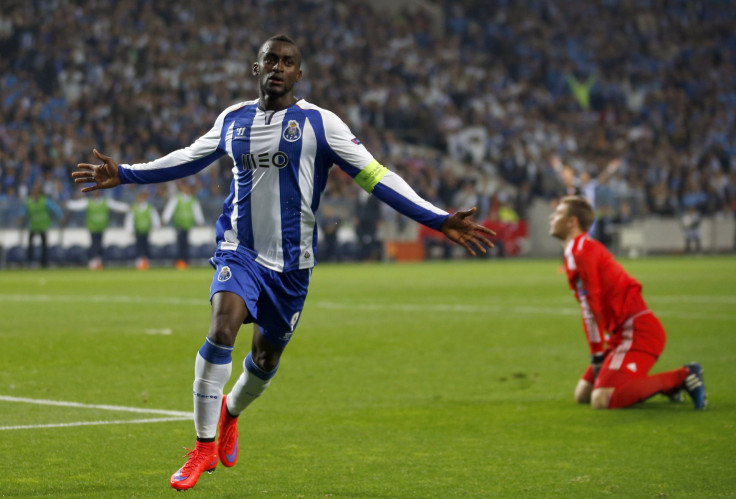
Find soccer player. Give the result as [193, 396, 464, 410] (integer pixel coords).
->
[72, 34, 495, 491]
[549, 196, 707, 411]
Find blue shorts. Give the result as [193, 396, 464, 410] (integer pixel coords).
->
[209, 249, 311, 348]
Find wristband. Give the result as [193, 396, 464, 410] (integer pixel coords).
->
[591, 353, 605, 377]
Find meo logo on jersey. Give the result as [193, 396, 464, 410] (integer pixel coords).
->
[218, 266, 232, 282]
[241, 151, 289, 170]
[283, 120, 302, 142]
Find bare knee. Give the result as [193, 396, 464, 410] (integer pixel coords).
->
[208, 292, 248, 346]
[575, 380, 593, 404]
[208, 319, 240, 346]
[590, 388, 613, 410]
[251, 324, 283, 372]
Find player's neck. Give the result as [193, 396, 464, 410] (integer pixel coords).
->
[562, 228, 584, 248]
[259, 95, 297, 111]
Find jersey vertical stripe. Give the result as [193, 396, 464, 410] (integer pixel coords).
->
[303, 109, 333, 265]
[219, 121, 237, 251]
[297, 118, 318, 267]
[302, 109, 332, 214]
[249, 107, 287, 268]
[278, 108, 307, 268]
[609, 317, 634, 370]
[228, 105, 257, 251]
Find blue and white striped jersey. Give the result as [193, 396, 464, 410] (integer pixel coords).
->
[119, 98, 449, 272]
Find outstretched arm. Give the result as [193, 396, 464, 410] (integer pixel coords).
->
[597, 158, 621, 185]
[72, 149, 121, 192]
[439, 207, 495, 256]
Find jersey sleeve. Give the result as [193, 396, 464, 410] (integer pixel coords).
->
[118, 108, 229, 185]
[322, 111, 449, 231]
[573, 244, 607, 355]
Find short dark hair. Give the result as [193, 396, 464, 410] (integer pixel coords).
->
[267, 34, 297, 45]
[260, 34, 301, 64]
[560, 196, 595, 232]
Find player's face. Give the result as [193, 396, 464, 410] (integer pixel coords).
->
[254, 41, 302, 101]
[549, 202, 573, 240]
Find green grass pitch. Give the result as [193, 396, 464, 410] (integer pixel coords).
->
[0, 256, 734, 497]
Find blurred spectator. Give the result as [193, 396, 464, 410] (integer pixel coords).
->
[592, 203, 616, 250]
[452, 180, 480, 212]
[124, 189, 161, 270]
[681, 205, 702, 254]
[318, 204, 342, 263]
[162, 181, 205, 270]
[354, 190, 383, 261]
[18, 182, 63, 267]
[481, 209, 507, 258]
[66, 191, 129, 270]
[615, 201, 635, 226]
[497, 194, 520, 224]
[514, 181, 534, 220]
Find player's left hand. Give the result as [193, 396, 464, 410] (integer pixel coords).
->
[440, 207, 495, 256]
[591, 352, 605, 378]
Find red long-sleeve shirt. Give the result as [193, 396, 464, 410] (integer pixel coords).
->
[563, 234, 648, 355]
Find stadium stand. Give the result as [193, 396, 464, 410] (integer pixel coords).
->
[1, 0, 734, 264]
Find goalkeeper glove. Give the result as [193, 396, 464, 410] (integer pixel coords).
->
[591, 353, 605, 378]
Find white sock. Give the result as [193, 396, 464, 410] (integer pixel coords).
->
[227, 352, 278, 416]
[193, 338, 233, 439]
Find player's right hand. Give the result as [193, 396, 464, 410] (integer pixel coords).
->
[73, 149, 121, 192]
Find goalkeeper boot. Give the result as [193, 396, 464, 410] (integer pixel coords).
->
[169, 441, 218, 490]
[682, 362, 707, 410]
[217, 395, 239, 467]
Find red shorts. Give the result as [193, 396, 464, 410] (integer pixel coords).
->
[581, 311, 666, 389]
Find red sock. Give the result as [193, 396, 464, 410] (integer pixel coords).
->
[608, 367, 689, 409]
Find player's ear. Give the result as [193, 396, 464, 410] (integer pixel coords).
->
[295, 69, 303, 82]
[252, 63, 259, 76]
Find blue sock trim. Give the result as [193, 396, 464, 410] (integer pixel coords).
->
[245, 352, 278, 381]
[198, 338, 234, 365]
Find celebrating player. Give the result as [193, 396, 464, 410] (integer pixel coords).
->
[72, 34, 494, 491]
[549, 196, 707, 411]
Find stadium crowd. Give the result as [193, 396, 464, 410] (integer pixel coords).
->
[1, 0, 735, 260]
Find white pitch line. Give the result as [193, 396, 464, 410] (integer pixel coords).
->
[311, 301, 736, 321]
[0, 395, 192, 418]
[314, 301, 580, 315]
[0, 293, 204, 307]
[0, 417, 191, 431]
[4, 292, 736, 306]
[1, 293, 734, 320]
[647, 295, 736, 305]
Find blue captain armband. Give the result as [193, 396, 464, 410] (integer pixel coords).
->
[354, 160, 389, 193]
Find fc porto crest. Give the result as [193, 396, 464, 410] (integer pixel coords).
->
[218, 266, 232, 282]
[283, 120, 302, 142]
